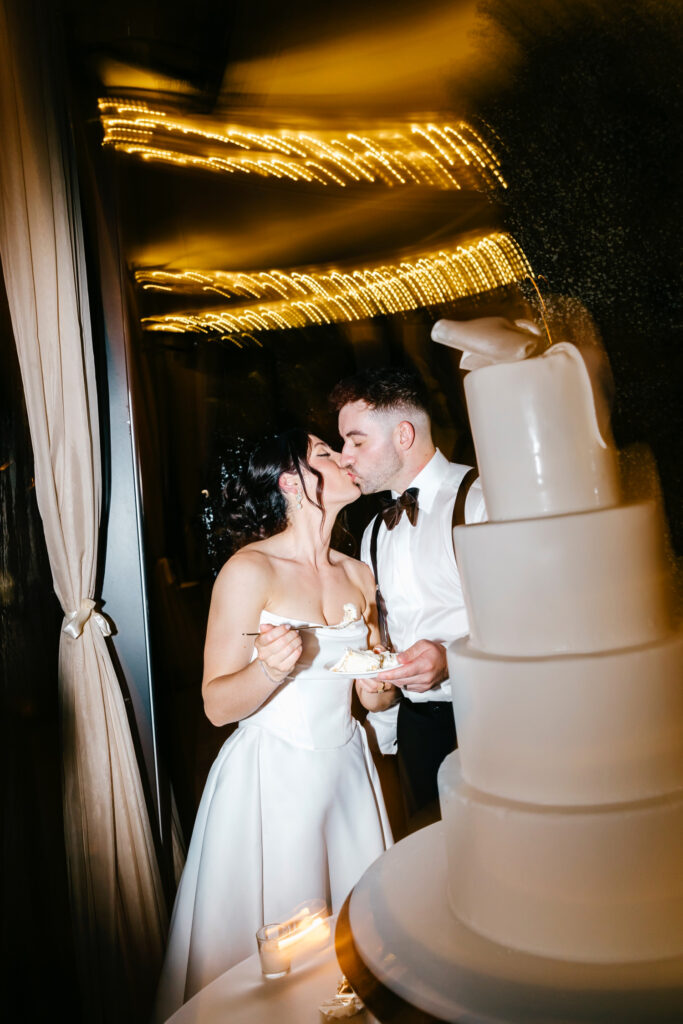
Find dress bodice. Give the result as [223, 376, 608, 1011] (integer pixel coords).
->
[240, 610, 368, 749]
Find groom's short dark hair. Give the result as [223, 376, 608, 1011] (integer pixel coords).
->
[329, 366, 431, 416]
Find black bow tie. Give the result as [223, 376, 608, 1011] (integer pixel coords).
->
[379, 487, 419, 530]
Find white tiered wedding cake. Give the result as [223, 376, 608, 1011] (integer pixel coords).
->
[440, 340, 683, 965]
[341, 334, 683, 1022]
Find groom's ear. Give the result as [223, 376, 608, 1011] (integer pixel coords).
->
[278, 471, 299, 494]
[395, 420, 416, 450]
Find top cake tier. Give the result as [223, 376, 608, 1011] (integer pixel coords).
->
[464, 342, 620, 521]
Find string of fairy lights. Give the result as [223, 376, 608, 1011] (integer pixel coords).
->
[100, 97, 532, 337]
[137, 232, 532, 337]
[98, 98, 507, 191]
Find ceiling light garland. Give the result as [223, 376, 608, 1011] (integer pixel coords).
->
[138, 232, 531, 337]
[98, 98, 507, 191]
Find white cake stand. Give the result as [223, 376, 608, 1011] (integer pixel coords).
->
[336, 823, 683, 1023]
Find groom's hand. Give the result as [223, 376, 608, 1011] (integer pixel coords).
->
[376, 639, 447, 693]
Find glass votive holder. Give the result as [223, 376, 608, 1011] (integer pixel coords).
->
[256, 922, 292, 979]
[256, 900, 330, 978]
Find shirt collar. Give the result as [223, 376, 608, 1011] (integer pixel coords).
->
[391, 449, 449, 513]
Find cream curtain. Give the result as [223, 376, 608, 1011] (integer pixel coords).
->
[0, 1, 167, 1020]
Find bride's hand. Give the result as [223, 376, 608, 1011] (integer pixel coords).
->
[356, 676, 397, 698]
[255, 623, 303, 684]
[359, 644, 397, 696]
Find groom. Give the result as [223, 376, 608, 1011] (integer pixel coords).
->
[330, 314, 557, 831]
[329, 357, 486, 833]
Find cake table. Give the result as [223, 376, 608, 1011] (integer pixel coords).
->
[336, 823, 683, 1024]
[163, 912, 379, 1023]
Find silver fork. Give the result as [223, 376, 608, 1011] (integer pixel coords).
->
[242, 624, 319, 636]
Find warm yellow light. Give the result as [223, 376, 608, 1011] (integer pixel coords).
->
[277, 915, 327, 951]
[137, 232, 532, 337]
[98, 98, 507, 191]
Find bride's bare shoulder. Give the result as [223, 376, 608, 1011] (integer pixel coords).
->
[212, 544, 275, 595]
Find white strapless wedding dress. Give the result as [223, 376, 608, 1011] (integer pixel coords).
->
[153, 611, 392, 1022]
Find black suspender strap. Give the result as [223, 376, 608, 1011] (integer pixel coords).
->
[452, 466, 479, 529]
[452, 466, 479, 571]
[369, 513, 391, 649]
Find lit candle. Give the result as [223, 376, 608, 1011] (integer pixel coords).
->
[278, 913, 329, 950]
[256, 900, 330, 978]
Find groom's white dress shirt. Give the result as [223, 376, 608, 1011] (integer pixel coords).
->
[360, 449, 487, 751]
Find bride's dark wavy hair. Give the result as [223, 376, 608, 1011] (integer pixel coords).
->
[201, 429, 326, 575]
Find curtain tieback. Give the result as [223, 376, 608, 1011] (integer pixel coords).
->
[62, 598, 112, 639]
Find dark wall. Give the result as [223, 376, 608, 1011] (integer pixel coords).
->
[468, 0, 683, 552]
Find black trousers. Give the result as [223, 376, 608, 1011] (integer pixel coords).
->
[396, 697, 457, 834]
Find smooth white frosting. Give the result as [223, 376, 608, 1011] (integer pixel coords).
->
[437, 340, 683, 968]
[464, 342, 620, 520]
[449, 629, 683, 805]
[439, 753, 683, 964]
[453, 499, 676, 656]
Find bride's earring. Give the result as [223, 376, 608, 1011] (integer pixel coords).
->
[296, 489, 303, 511]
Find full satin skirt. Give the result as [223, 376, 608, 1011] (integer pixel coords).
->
[153, 720, 391, 1021]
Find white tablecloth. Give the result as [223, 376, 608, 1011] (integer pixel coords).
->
[164, 916, 377, 1024]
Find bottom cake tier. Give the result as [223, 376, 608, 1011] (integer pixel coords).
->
[438, 752, 683, 964]
[343, 823, 683, 1024]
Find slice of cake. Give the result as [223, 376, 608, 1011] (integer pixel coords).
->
[337, 603, 359, 627]
[331, 649, 398, 673]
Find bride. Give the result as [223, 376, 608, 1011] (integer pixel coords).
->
[154, 429, 397, 1020]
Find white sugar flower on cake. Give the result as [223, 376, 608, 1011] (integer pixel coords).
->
[431, 315, 546, 370]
